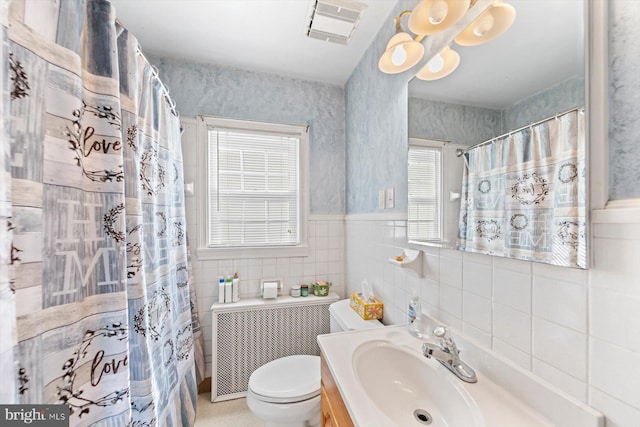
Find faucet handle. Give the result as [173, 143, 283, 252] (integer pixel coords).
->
[433, 326, 449, 339]
[433, 326, 458, 354]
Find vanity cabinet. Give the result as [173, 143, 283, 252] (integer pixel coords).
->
[320, 352, 354, 427]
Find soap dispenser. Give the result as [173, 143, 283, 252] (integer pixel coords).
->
[408, 291, 423, 338]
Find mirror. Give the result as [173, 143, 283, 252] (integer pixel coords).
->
[407, 0, 584, 250]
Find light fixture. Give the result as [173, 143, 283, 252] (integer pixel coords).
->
[408, 0, 470, 35]
[416, 46, 460, 80]
[378, 11, 425, 74]
[455, 0, 516, 46]
[378, 0, 515, 80]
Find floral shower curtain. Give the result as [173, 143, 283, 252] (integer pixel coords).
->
[1, 0, 204, 425]
[1, 0, 17, 405]
[457, 109, 586, 269]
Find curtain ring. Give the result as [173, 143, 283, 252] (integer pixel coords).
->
[151, 65, 160, 79]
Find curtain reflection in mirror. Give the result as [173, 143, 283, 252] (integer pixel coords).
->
[457, 108, 586, 269]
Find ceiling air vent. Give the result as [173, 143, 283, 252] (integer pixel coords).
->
[306, 0, 367, 45]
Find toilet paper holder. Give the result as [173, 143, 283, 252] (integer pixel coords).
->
[260, 278, 283, 299]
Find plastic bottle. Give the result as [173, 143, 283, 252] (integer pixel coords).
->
[232, 272, 240, 303]
[408, 293, 423, 338]
[218, 277, 225, 303]
[224, 276, 233, 303]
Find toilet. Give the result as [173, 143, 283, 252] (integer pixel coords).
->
[246, 299, 383, 427]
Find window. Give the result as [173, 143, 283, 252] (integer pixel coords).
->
[196, 117, 309, 259]
[408, 139, 443, 243]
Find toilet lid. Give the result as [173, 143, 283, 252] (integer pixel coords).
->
[248, 355, 320, 403]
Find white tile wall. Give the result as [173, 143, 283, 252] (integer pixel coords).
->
[494, 303, 531, 354]
[590, 287, 640, 352]
[345, 207, 640, 426]
[462, 257, 492, 298]
[533, 275, 587, 333]
[533, 317, 587, 380]
[493, 337, 531, 370]
[590, 387, 640, 427]
[493, 267, 531, 313]
[462, 292, 492, 333]
[439, 250, 463, 288]
[532, 358, 587, 401]
[590, 338, 640, 409]
[439, 283, 462, 316]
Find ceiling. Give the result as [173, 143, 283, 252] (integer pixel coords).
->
[111, 0, 584, 108]
[110, 0, 398, 85]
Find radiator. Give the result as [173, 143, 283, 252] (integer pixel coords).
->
[210, 293, 339, 402]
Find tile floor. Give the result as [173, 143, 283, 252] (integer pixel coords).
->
[195, 393, 265, 427]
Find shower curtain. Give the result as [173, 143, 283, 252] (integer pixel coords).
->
[457, 109, 586, 269]
[1, 1, 204, 425]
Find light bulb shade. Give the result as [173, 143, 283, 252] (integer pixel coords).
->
[408, 0, 470, 36]
[455, 0, 516, 46]
[416, 46, 460, 80]
[378, 32, 425, 74]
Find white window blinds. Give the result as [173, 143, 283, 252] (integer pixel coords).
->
[408, 144, 442, 242]
[207, 127, 300, 248]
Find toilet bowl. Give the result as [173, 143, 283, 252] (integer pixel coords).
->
[246, 355, 321, 427]
[246, 298, 383, 426]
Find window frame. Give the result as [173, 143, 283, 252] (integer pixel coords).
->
[407, 137, 445, 244]
[195, 116, 309, 260]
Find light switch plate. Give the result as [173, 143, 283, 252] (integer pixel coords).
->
[385, 188, 395, 209]
[184, 181, 195, 196]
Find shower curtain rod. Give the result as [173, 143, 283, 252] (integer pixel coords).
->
[115, 19, 179, 117]
[455, 106, 584, 157]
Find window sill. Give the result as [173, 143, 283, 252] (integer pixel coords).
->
[196, 245, 310, 260]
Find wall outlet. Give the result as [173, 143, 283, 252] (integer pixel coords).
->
[385, 188, 395, 209]
[378, 190, 386, 209]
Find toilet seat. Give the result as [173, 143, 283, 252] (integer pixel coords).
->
[248, 355, 320, 404]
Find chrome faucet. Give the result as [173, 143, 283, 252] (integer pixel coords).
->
[421, 326, 477, 383]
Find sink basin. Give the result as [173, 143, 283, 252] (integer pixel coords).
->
[319, 325, 604, 427]
[352, 340, 484, 427]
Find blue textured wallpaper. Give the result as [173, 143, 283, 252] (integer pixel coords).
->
[502, 77, 585, 133]
[408, 97, 502, 146]
[345, 0, 413, 214]
[609, 0, 640, 200]
[148, 55, 346, 215]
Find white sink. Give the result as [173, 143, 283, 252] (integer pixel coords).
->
[352, 340, 484, 427]
[318, 325, 604, 427]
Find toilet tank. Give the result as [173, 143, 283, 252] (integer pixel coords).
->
[329, 299, 383, 332]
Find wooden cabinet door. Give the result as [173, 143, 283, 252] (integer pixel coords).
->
[321, 385, 335, 427]
[320, 353, 354, 427]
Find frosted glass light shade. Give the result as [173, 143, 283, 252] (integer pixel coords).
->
[408, 0, 470, 36]
[378, 32, 425, 74]
[455, 0, 516, 46]
[416, 46, 460, 80]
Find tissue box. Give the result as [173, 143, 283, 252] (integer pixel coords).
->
[350, 292, 383, 321]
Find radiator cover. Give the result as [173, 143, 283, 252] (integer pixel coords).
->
[210, 294, 339, 401]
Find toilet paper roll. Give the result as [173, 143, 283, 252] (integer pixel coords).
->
[262, 281, 278, 299]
